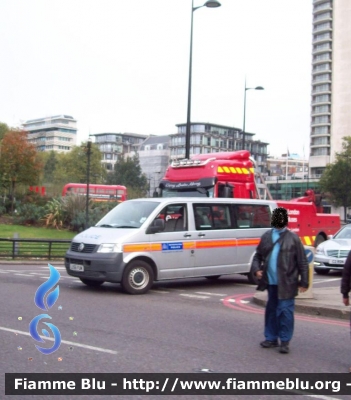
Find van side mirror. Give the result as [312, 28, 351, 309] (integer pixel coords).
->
[146, 218, 165, 234]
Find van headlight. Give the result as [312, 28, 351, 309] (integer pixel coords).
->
[97, 243, 122, 253]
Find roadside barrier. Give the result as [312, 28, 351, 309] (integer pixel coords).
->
[0, 238, 71, 260]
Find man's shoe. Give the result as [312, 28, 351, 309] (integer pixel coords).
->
[279, 342, 290, 354]
[260, 340, 279, 348]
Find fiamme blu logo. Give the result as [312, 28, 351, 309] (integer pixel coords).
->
[29, 264, 61, 354]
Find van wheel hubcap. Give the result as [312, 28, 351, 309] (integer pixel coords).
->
[129, 267, 149, 289]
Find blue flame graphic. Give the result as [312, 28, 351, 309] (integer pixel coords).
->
[30, 264, 62, 354]
[29, 314, 61, 354]
[34, 263, 60, 310]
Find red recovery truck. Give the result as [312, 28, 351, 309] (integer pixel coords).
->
[158, 150, 340, 247]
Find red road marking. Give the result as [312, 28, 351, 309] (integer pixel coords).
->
[222, 293, 349, 327]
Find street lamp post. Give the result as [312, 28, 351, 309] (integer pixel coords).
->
[185, 0, 221, 160]
[242, 80, 264, 151]
[85, 138, 92, 229]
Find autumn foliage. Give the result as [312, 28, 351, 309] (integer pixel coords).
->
[0, 130, 43, 209]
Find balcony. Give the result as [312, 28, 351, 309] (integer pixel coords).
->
[313, 23, 332, 34]
[313, 2, 332, 13]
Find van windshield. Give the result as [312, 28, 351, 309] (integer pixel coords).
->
[95, 201, 160, 228]
[162, 187, 214, 198]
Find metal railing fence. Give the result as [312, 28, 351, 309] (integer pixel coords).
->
[0, 238, 71, 260]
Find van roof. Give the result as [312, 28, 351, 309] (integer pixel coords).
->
[126, 197, 278, 206]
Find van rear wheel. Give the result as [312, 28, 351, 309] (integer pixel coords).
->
[121, 260, 154, 294]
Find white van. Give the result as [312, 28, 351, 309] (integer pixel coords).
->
[65, 198, 276, 294]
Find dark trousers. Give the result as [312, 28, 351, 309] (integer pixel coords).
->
[264, 285, 295, 343]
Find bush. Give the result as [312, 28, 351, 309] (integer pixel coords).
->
[68, 202, 116, 232]
[14, 203, 46, 226]
[0, 203, 6, 216]
[43, 198, 65, 229]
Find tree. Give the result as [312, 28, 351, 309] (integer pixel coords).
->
[0, 122, 9, 141]
[107, 153, 148, 198]
[319, 137, 351, 222]
[0, 130, 43, 212]
[43, 151, 58, 182]
[53, 142, 106, 186]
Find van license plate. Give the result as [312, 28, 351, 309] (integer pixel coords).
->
[330, 259, 344, 265]
[70, 263, 84, 271]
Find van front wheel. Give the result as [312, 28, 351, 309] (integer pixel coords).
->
[121, 260, 154, 294]
[79, 278, 104, 287]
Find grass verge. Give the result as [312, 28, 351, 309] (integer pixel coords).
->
[0, 224, 76, 240]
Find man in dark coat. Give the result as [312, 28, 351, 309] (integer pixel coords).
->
[341, 251, 351, 372]
[251, 207, 309, 354]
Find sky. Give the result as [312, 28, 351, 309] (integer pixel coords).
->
[0, 0, 313, 158]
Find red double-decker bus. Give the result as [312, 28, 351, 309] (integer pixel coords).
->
[62, 183, 127, 202]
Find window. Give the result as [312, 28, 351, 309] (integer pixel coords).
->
[155, 204, 187, 232]
[311, 147, 330, 156]
[234, 204, 271, 229]
[313, 63, 331, 72]
[313, 115, 329, 124]
[193, 204, 231, 230]
[313, 94, 330, 103]
[313, 105, 329, 113]
[311, 137, 329, 146]
[313, 84, 330, 92]
[312, 126, 329, 135]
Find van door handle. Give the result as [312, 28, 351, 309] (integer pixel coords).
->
[198, 233, 205, 237]
[183, 233, 192, 238]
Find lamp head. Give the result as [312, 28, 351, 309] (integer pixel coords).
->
[255, 86, 264, 90]
[204, 0, 221, 7]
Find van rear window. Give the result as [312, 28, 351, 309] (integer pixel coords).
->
[234, 204, 271, 229]
[193, 203, 271, 230]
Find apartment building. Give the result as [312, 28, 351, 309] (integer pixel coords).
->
[169, 122, 269, 172]
[23, 115, 77, 152]
[310, 0, 351, 177]
[91, 132, 148, 171]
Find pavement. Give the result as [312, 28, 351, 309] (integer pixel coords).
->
[0, 260, 349, 320]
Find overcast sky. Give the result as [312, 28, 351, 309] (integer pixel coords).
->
[0, 0, 313, 158]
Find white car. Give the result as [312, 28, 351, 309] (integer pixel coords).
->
[314, 224, 351, 275]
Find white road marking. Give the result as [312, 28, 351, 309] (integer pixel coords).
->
[302, 394, 340, 400]
[0, 326, 118, 354]
[29, 272, 46, 275]
[179, 294, 209, 299]
[195, 292, 227, 296]
[313, 278, 340, 284]
[14, 273, 35, 276]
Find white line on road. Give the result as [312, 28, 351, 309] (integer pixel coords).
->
[14, 273, 35, 276]
[40, 266, 65, 270]
[0, 326, 118, 354]
[179, 294, 209, 299]
[29, 272, 46, 275]
[195, 292, 227, 296]
[313, 278, 340, 284]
